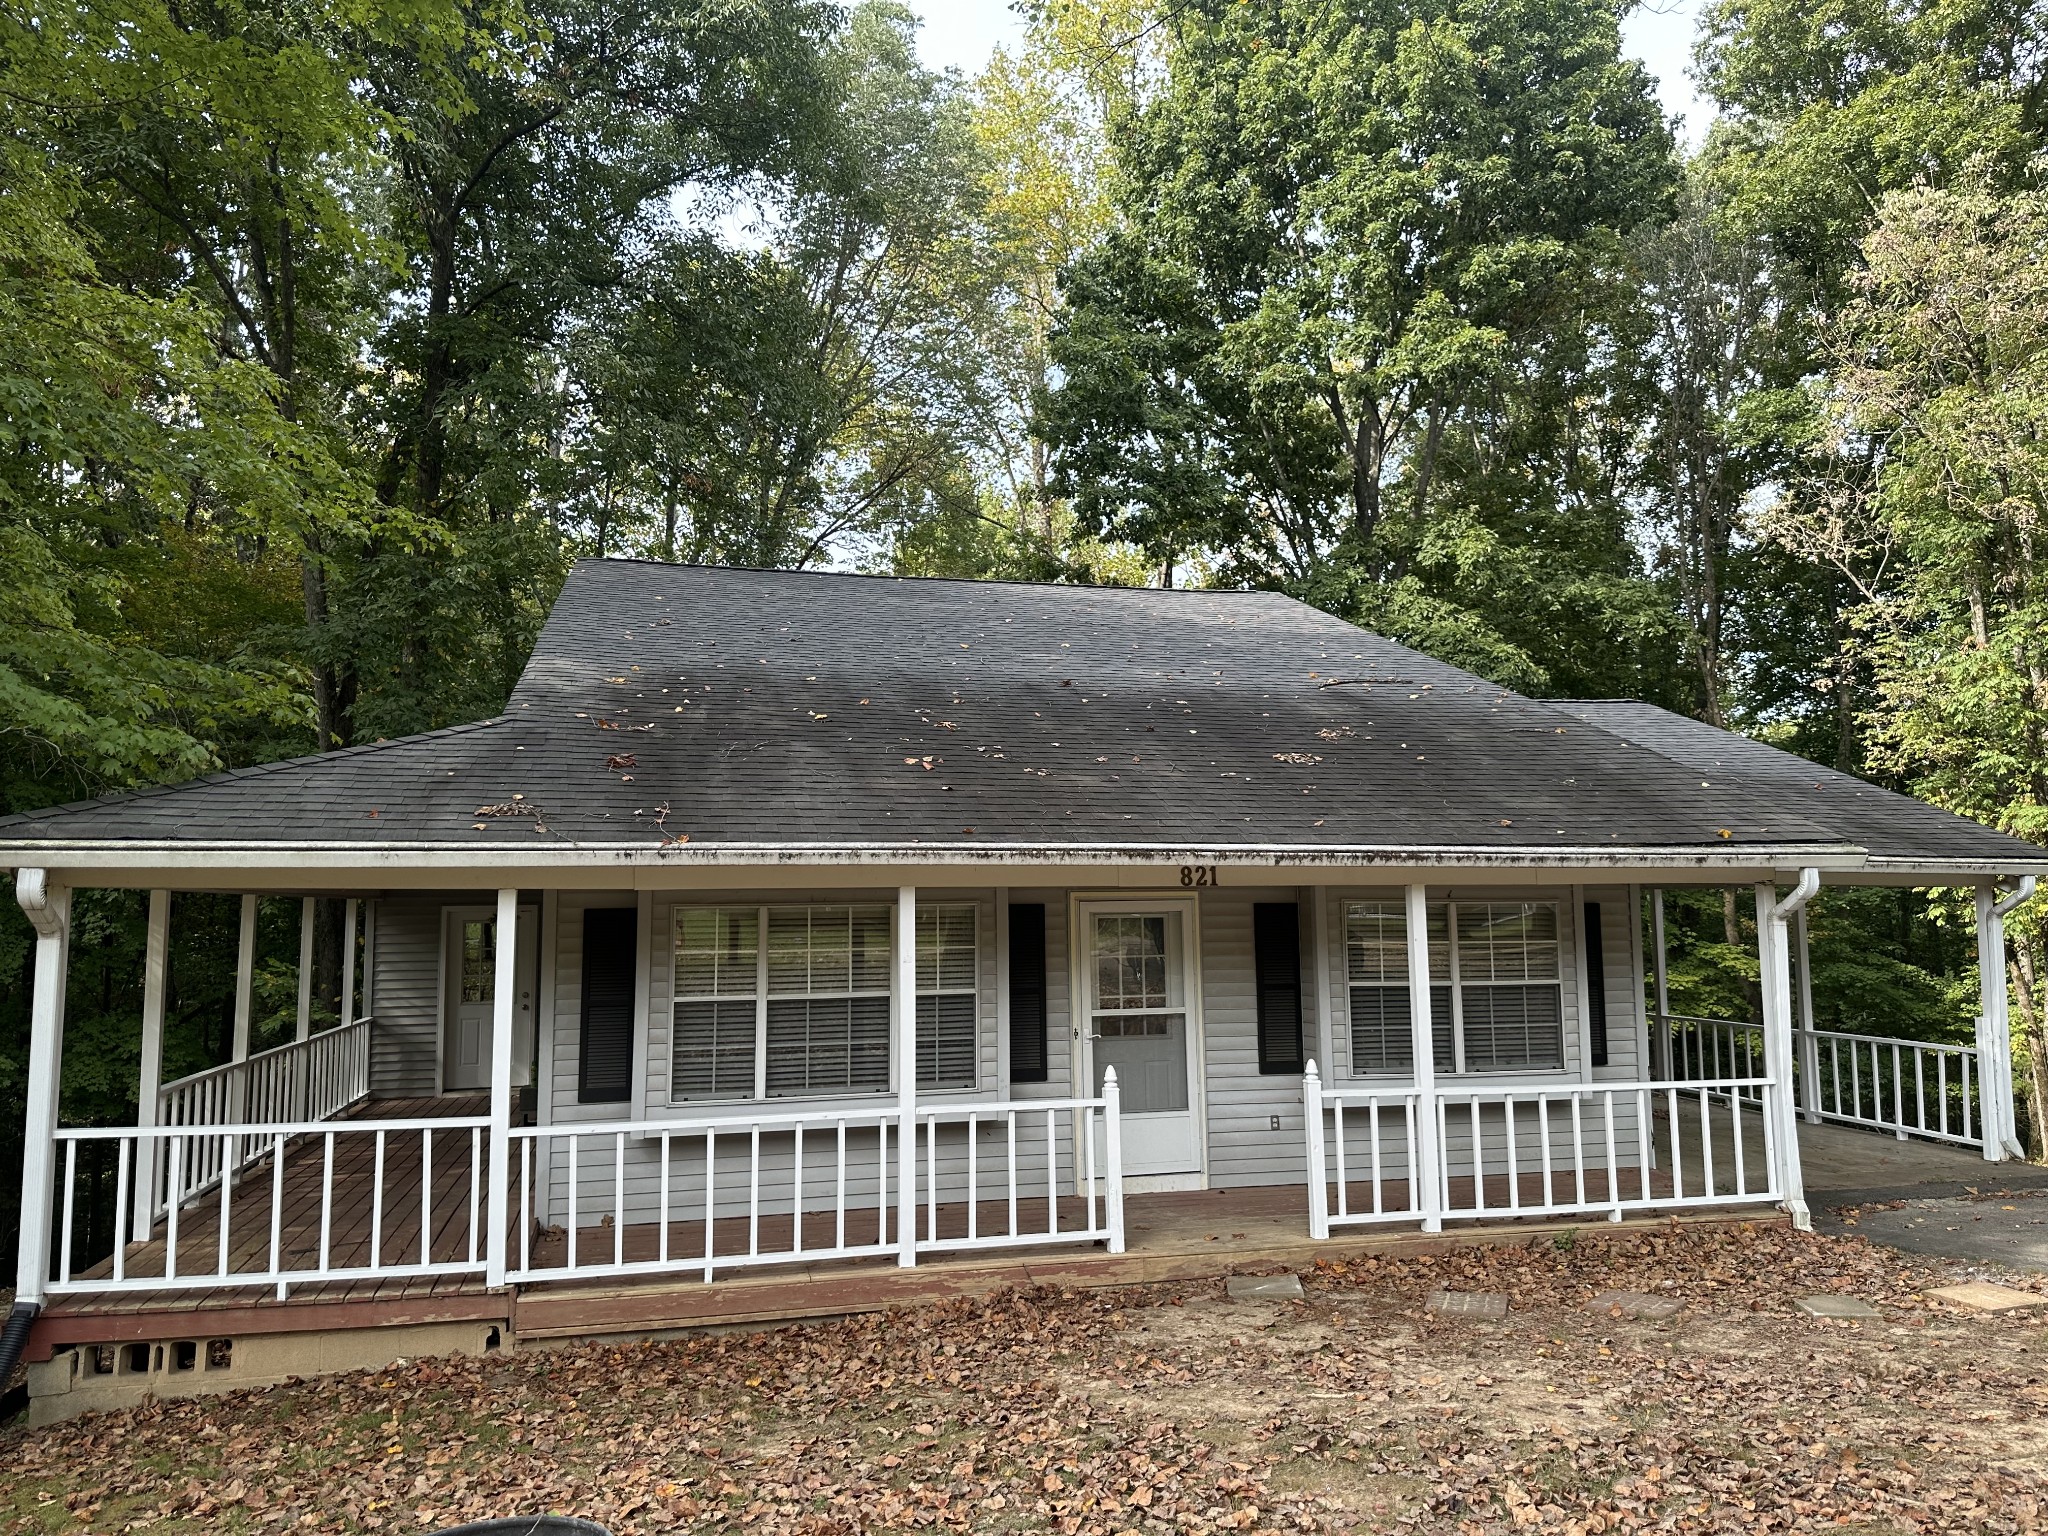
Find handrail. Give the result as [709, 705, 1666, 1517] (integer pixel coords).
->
[1794, 1023, 1972, 1052]
[150, 1018, 373, 1215]
[157, 1026, 342, 1094]
[62, 1114, 489, 1140]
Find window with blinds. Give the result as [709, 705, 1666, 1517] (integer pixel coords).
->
[670, 902, 977, 1100]
[1345, 900, 1563, 1075]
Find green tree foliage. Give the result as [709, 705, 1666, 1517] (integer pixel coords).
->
[1040, 0, 1679, 692]
[1783, 176, 2048, 1144]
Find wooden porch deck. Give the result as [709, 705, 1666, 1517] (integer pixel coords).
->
[57, 1096, 494, 1314]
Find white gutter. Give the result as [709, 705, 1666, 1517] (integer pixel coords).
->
[0, 838, 1869, 874]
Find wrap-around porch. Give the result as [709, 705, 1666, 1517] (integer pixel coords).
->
[13, 871, 2034, 1355]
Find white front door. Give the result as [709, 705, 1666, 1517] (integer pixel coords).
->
[443, 906, 537, 1092]
[1081, 903, 1203, 1179]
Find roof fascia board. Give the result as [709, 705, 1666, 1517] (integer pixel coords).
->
[0, 838, 1863, 866]
[0, 839, 1875, 890]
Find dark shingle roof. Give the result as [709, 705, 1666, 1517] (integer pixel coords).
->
[0, 560, 2037, 873]
[1555, 699, 2031, 869]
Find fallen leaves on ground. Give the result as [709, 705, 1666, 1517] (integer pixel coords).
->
[5, 1221, 2045, 1534]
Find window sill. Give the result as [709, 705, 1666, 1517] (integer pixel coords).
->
[647, 1085, 990, 1126]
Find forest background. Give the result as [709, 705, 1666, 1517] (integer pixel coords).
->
[9, 0, 2048, 1264]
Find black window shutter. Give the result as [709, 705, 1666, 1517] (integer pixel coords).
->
[579, 906, 638, 1103]
[1007, 903, 1048, 1084]
[1254, 902, 1306, 1074]
[1583, 901, 1608, 1069]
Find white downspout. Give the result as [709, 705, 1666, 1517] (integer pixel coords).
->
[1757, 869, 1820, 1231]
[15, 869, 72, 1305]
[1981, 877, 2037, 1160]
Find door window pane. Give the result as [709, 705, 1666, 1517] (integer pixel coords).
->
[461, 921, 494, 1004]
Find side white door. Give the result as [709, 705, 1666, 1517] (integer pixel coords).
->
[1079, 901, 1204, 1179]
[442, 906, 537, 1092]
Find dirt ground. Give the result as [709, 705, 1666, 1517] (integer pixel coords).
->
[4, 1219, 2046, 1535]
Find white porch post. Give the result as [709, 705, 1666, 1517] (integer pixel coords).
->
[134, 889, 170, 1242]
[1312, 885, 1336, 1074]
[341, 898, 359, 1030]
[1977, 881, 2034, 1160]
[295, 896, 316, 1122]
[535, 888, 559, 1227]
[228, 894, 256, 1130]
[485, 887, 518, 1288]
[295, 896, 315, 1043]
[1649, 888, 1670, 1079]
[362, 899, 377, 1017]
[1406, 883, 1442, 1233]
[896, 885, 918, 1267]
[15, 870, 72, 1305]
[1793, 906, 1822, 1124]
[1303, 1059, 1329, 1240]
[1756, 872, 1818, 1231]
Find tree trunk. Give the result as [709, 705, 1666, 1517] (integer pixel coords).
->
[2011, 931, 2048, 1162]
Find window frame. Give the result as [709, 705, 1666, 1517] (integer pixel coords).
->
[1341, 898, 1570, 1079]
[667, 900, 981, 1105]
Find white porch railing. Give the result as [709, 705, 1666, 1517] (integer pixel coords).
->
[1305, 1063, 1784, 1235]
[1303, 1076, 1427, 1230]
[45, 1114, 489, 1298]
[153, 1018, 372, 1206]
[916, 1086, 1123, 1257]
[1658, 1013, 1767, 1107]
[1434, 1077, 1779, 1222]
[1798, 1026, 1981, 1146]
[508, 1086, 1124, 1285]
[1659, 1007, 1986, 1149]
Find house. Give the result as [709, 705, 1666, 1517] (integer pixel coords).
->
[4, 560, 2040, 1422]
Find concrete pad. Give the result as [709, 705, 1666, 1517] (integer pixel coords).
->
[1226, 1273, 1304, 1301]
[1425, 1289, 1508, 1319]
[1925, 1281, 2048, 1313]
[1586, 1289, 1682, 1321]
[1826, 1194, 2048, 1274]
[1795, 1295, 1882, 1319]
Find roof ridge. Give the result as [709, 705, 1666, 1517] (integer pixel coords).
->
[0, 717, 505, 832]
[565, 556, 1304, 602]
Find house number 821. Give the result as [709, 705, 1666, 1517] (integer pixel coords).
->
[1179, 864, 1217, 887]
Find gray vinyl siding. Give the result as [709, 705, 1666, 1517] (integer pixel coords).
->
[523, 879, 1659, 1224]
[1587, 884, 1646, 1081]
[366, 894, 450, 1097]
[1199, 888, 1313, 1189]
